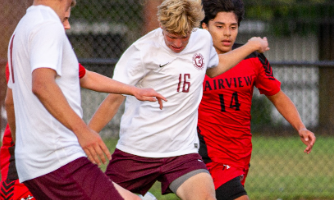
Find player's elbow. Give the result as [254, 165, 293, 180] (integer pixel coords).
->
[32, 81, 46, 99]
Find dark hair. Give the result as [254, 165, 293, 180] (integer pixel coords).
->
[201, 0, 244, 26]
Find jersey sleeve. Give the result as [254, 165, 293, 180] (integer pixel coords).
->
[5, 62, 9, 83]
[254, 53, 281, 96]
[112, 44, 148, 86]
[30, 21, 65, 76]
[207, 35, 219, 69]
[78, 63, 86, 79]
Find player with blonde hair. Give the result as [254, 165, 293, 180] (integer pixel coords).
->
[158, 0, 204, 36]
[89, 0, 269, 199]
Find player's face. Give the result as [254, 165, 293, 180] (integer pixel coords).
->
[58, 0, 74, 23]
[62, 8, 71, 30]
[162, 29, 191, 53]
[202, 12, 238, 54]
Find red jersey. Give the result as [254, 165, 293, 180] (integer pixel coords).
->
[1, 63, 86, 199]
[78, 63, 86, 79]
[198, 44, 281, 169]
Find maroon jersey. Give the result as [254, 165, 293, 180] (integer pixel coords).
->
[198, 43, 281, 169]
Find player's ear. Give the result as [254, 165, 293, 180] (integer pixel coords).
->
[202, 22, 208, 30]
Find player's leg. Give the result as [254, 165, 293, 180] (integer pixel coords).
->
[160, 153, 216, 200]
[175, 171, 216, 200]
[13, 180, 35, 200]
[105, 148, 162, 195]
[207, 162, 249, 200]
[23, 157, 137, 200]
[113, 182, 142, 200]
[215, 176, 248, 200]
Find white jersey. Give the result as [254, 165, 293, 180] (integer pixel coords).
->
[113, 28, 219, 158]
[7, 5, 85, 182]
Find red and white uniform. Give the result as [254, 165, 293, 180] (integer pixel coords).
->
[198, 43, 281, 189]
[0, 63, 86, 199]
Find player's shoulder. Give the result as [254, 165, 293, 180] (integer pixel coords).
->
[134, 28, 161, 45]
[131, 28, 162, 53]
[25, 5, 63, 31]
[193, 28, 212, 40]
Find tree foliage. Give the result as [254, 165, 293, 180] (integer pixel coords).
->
[244, 0, 334, 35]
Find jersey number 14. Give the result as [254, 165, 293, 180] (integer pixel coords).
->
[219, 92, 241, 112]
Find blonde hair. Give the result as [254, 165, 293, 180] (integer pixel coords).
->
[158, 0, 204, 36]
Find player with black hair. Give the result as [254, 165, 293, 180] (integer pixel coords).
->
[198, 0, 316, 199]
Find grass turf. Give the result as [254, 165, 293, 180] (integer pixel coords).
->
[100, 135, 334, 200]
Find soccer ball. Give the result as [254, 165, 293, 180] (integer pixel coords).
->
[138, 192, 157, 200]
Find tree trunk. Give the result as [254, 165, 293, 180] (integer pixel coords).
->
[143, 0, 163, 35]
[318, 23, 334, 132]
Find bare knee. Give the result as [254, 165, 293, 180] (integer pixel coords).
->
[175, 172, 216, 200]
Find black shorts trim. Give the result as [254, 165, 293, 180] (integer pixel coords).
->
[215, 176, 247, 200]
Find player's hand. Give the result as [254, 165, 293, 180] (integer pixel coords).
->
[298, 128, 316, 154]
[248, 37, 270, 53]
[133, 88, 167, 110]
[77, 128, 111, 165]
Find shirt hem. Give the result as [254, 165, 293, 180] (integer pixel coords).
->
[116, 145, 198, 158]
[18, 153, 86, 183]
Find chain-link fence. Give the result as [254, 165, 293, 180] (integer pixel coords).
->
[1, 1, 334, 199]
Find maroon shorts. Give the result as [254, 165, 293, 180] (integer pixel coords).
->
[23, 157, 123, 200]
[105, 149, 208, 195]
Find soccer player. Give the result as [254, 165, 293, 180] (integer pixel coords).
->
[88, 0, 269, 199]
[198, 0, 317, 199]
[2, 62, 162, 200]
[4, 0, 164, 199]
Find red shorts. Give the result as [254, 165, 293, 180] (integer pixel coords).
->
[0, 179, 34, 200]
[206, 162, 249, 189]
[106, 149, 208, 195]
[23, 157, 123, 200]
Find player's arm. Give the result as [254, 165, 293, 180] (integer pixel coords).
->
[206, 37, 270, 78]
[266, 90, 316, 154]
[5, 87, 15, 141]
[88, 93, 125, 133]
[80, 70, 166, 109]
[32, 68, 111, 165]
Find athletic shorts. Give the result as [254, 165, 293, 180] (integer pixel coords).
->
[23, 157, 123, 200]
[206, 162, 249, 189]
[0, 179, 34, 200]
[105, 149, 209, 195]
[215, 176, 247, 200]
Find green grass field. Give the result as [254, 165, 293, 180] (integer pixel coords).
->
[101, 135, 334, 200]
[1, 135, 331, 199]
